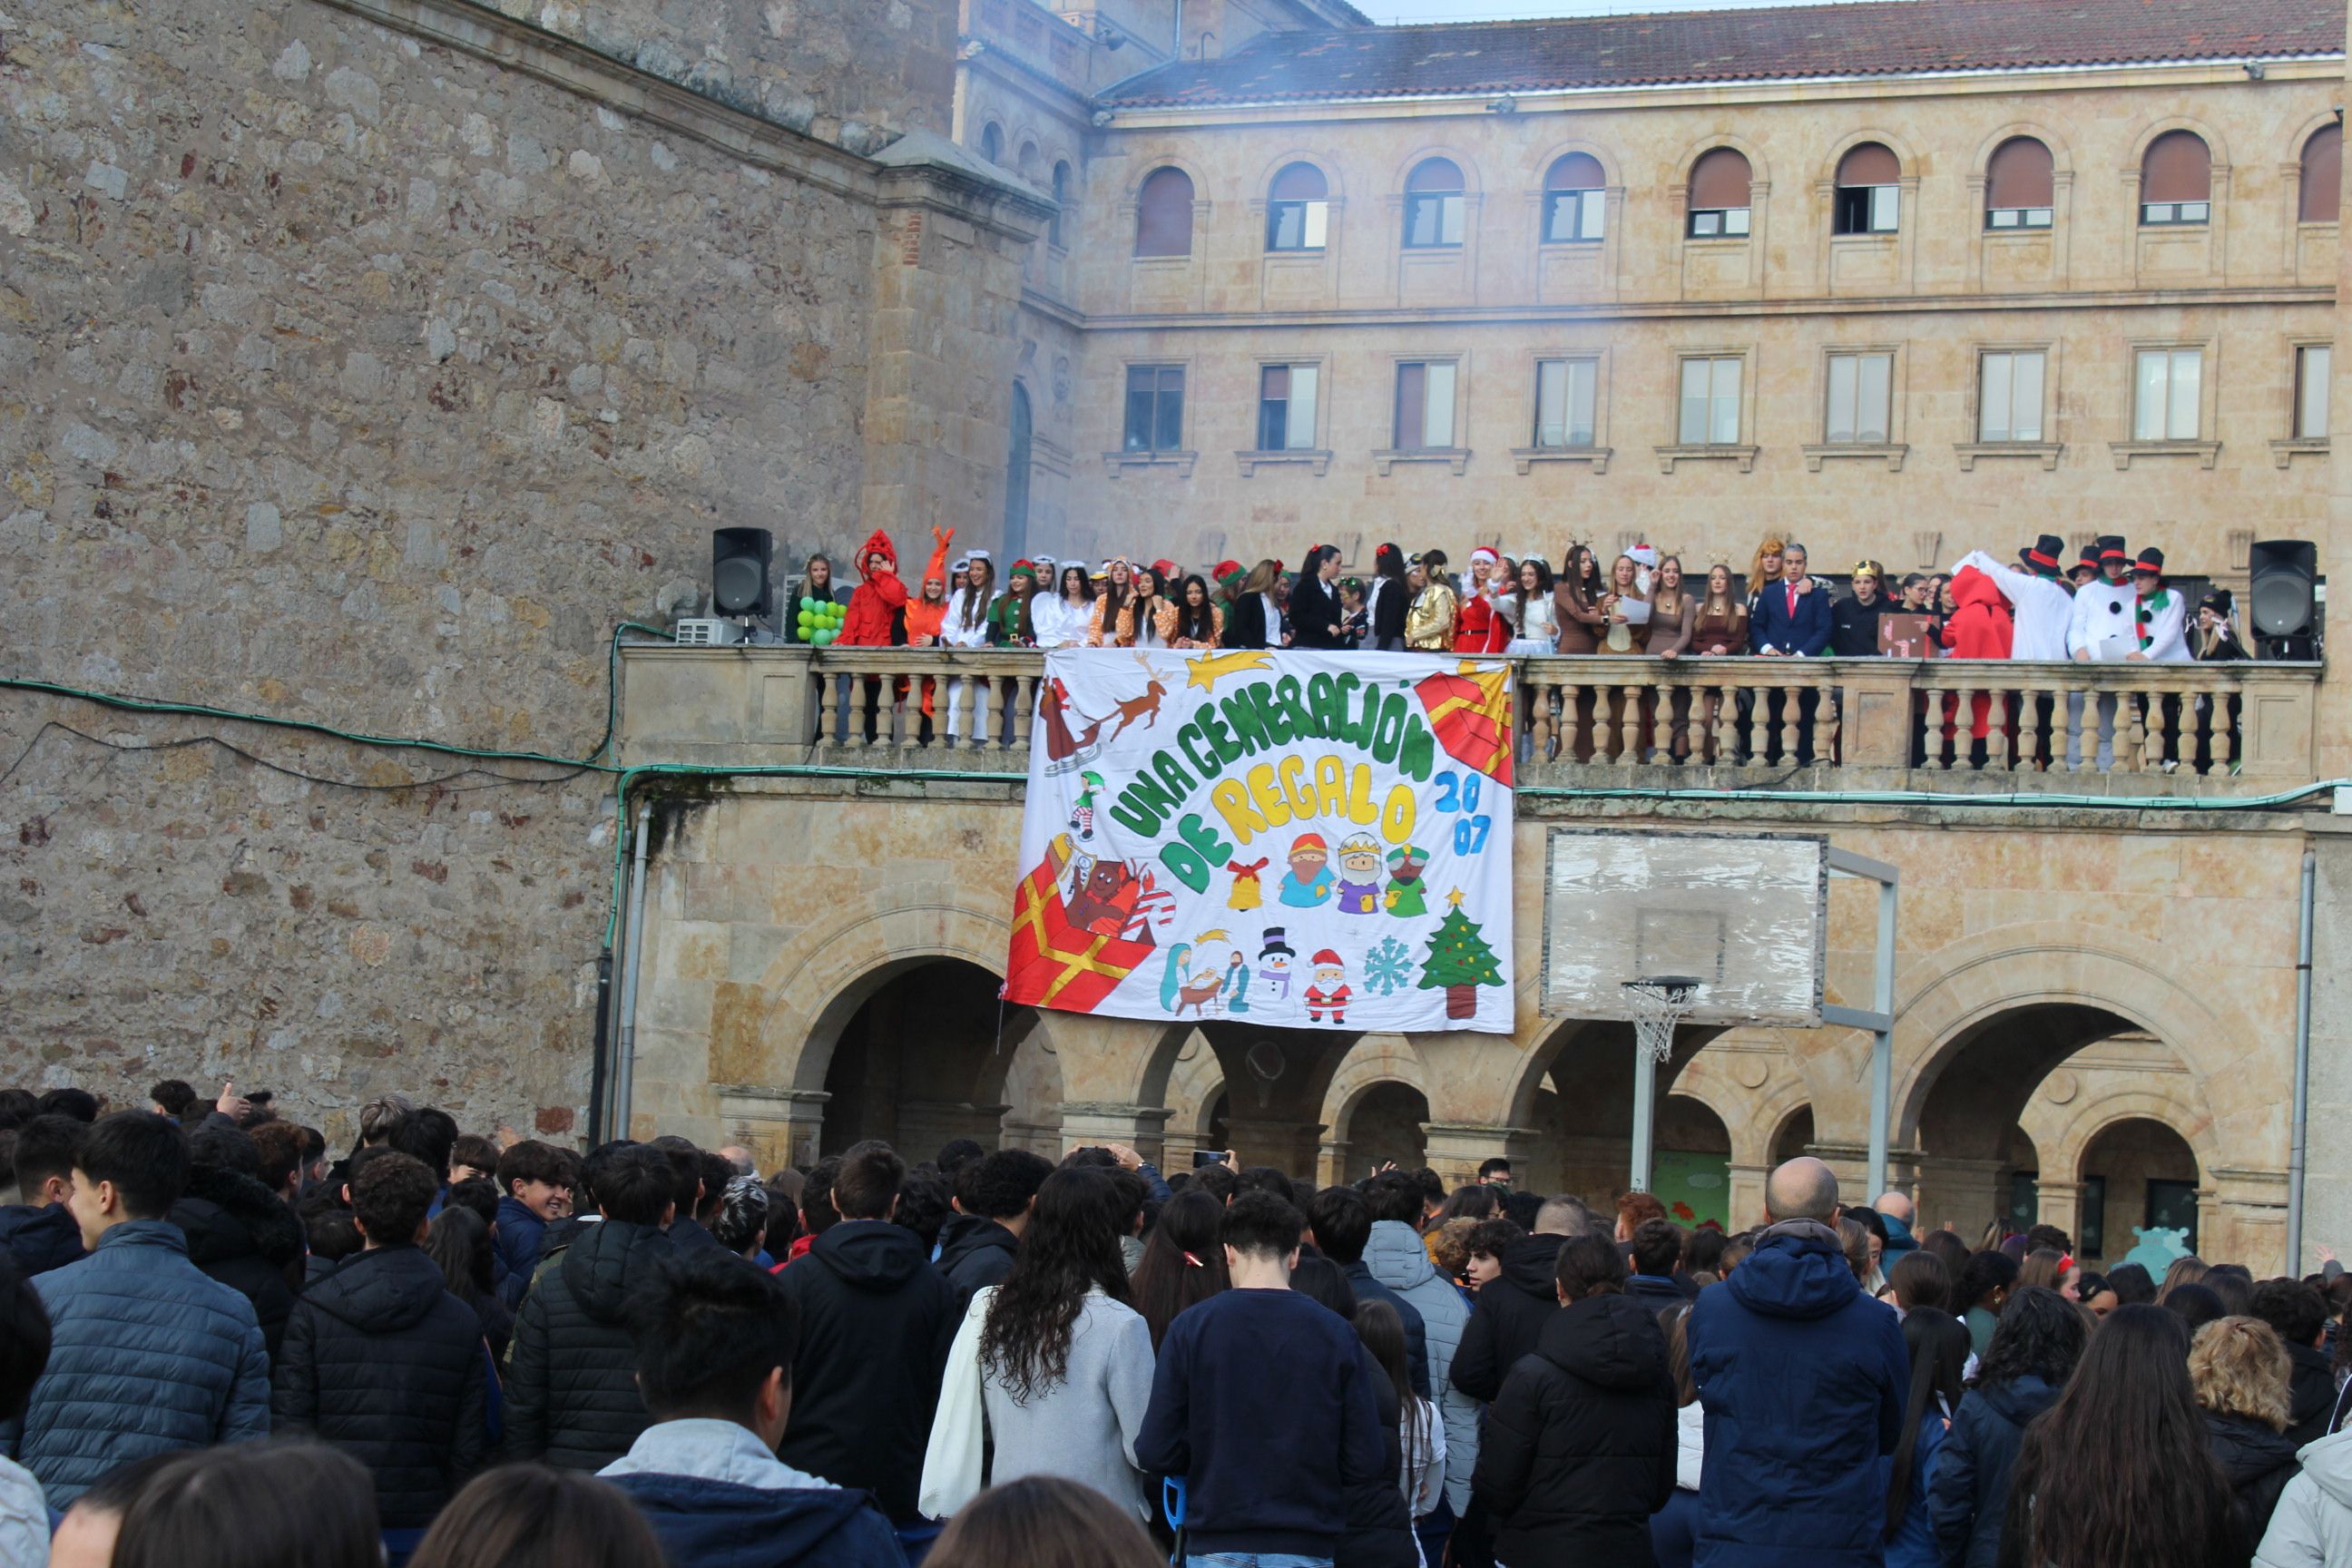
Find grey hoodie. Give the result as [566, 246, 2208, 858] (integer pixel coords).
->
[1364, 1218, 1479, 1514]
[2258, 1426, 2352, 1567]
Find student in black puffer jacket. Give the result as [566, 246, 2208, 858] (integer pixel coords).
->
[504, 1143, 679, 1471]
[172, 1126, 308, 1358]
[272, 1151, 488, 1531]
[1450, 1226, 1568, 1403]
[1475, 1234, 1678, 1567]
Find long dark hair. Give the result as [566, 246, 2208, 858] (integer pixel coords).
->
[1973, 1284, 2086, 1391]
[1955, 1249, 2019, 1314]
[1059, 564, 1093, 606]
[1175, 575, 1218, 642]
[425, 1204, 496, 1310]
[1130, 1189, 1229, 1350]
[1885, 1307, 1969, 1540]
[979, 1166, 1132, 1403]
[2002, 1304, 2239, 1568]
[1356, 1298, 1426, 1461]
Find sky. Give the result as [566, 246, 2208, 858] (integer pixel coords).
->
[1363, 0, 1856, 20]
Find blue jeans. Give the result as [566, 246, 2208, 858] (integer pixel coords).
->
[1185, 1557, 1334, 1568]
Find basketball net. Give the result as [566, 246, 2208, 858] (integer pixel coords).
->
[1622, 977, 1700, 1065]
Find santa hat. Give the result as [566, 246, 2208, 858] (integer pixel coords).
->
[1213, 558, 1244, 590]
[855, 527, 897, 577]
[1469, 546, 1499, 567]
[1150, 558, 1178, 581]
[1289, 832, 1328, 858]
[1310, 948, 1344, 968]
[1008, 558, 1039, 583]
[1629, 542, 1660, 568]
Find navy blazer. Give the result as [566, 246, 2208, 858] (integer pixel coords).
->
[1749, 578, 1833, 656]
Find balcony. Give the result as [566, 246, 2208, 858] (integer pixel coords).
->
[617, 646, 2325, 793]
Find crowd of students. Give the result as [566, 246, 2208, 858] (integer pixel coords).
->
[783, 526, 2253, 664]
[5, 1082, 2350, 1568]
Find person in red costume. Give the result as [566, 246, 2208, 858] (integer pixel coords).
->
[1454, 546, 1511, 654]
[901, 527, 955, 741]
[1939, 564, 2015, 760]
[839, 528, 907, 742]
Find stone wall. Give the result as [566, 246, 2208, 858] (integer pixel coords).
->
[0, 0, 893, 1138]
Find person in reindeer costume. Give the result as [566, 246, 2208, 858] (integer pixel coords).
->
[839, 527, 906, 742]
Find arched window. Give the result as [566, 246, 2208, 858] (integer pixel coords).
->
[1833, 142, 1900, 234]
[1985, 137, 2055, 230]
[979, 123, 1003, 164]
[1402, 158, 1465, 249]
[1688, 148, 1751, 237]
[1134, 167, 1194, 258]
[1543, 153, 1605, 242]
[1266, 162, 1329, 252]
[2300, 125, 2340, 223]
[1016, 141, 1044, 185]
[1050, 160, 1071, 249]
[2140, 131, 2211, 226]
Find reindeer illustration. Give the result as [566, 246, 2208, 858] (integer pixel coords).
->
[1101, 653, 1171, 741]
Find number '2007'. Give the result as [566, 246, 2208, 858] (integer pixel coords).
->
[1432, 772, 1482, 814]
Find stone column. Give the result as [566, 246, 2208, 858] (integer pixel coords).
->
[1726, 1161, 1771, 1231]
[1424, 1123, 1535, 1190]
[2035, 1179, 2085, 1250]
[1061, 1102, 1175, 1169]
[1224, 1117, 1325, 1177]
[717, 1085, 831, 1171]
[1917, 1155, 2009, 1240]
[1317, 1137, 1353, 1189]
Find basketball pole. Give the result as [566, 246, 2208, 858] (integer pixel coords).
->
[1823, 849, 1902, 1202]
[1631, 1058, 1656, 1194]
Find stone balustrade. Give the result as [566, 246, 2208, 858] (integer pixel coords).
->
[618, 645, 2324, 790]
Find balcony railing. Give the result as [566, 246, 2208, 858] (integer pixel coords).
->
[617, 646, 2325, 791]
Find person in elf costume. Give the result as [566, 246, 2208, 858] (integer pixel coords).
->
[1277, 833, 1337, 908]
[1211, 559, 1247, 616]
[1071, 770, 1105, 843]
[988, 560, 1039, 647]
[1225, 857, 1268, 912]
[1303, 950, 1350, 1024]
[1382, 844, 1430, 917]
[1334, 834, 1384, 916]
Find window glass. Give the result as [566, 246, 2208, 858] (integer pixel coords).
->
[1534, 359, 1597, 448]
[2298, 346, 2331, 439]
[1124, 366, 1184, 452]
[2132, 348, 2201, 441]
[1680, 358, 1741, 445]
[1979, 351, 2046, 444]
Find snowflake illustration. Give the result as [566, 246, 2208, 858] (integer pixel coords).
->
[1363, 937, 1414, 996]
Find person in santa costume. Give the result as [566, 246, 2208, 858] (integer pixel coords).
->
[1454, 546, 1512, 653]
[1303, 950, 1350, 1024]
[838, 527, 907, 742]
[1939, 564, 2014, 764]
[1957, 534, 2073, 661]
[2063, 536, 2132, 769]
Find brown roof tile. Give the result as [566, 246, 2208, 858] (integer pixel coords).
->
[1100, 0, 2346, 106]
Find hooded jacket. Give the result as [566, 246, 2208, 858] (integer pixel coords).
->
[9, 1220, 270, 1504]
[2210, 1411, 2300, 1549]
[2285, 1341, 2336, 1450]
[1365, 1219, 1479, 1514]
[504, 1219, 676, 1471]
[271, 1243, 489, 1528]
[493, 1195, 547, 1309]
[1475, 1291, 1678, 1566]
[1686, 1218, 1907, 1568]
[1450, 1232, 1567, 1404]
[2257, 1426, 2352, 1566]
[0, 1201, 83, 1277]
[1925, 1375, 2064, 1568]
[1877, 1213, 1919, 1260]
[774, 1220, 959, 1522]
[1339, 1257, 1430, 1398]
[839, 530, 908, 648]
[933, 1213, 1019, 1299]
[170, 1162, 306, 1357]
[603, 1418, 906, 1568]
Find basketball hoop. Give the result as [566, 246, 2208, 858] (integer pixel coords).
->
[1245, 1039, 1286, 1108]
[1623, 976, 1701, 1065]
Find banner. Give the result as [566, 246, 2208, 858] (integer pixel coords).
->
[1005, 649, 1515, 1034]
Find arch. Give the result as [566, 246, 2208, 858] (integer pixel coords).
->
[1318, 1034, 1430, 1145]
[1971, 121, 2076, 181]
[819, 956, 1044, 1153]
[1546, 152, 1605, 191]
[2030, 1076, 2221, 1189]
[1255, 150, 1347, 202]
[1832, 139, 1904, 187]
[1687, 146, 1754, 236]
[1769, 1102, 1816, 1166]
[1391, 146, 1482, 195]
[1265, 158, 1332, 252]
[2141, 128, 2213, 202]
[2299, 123, 2340, 222]
[1534, 142, 1619, 190]
[1015, 138, 1044, 185]
[978, 122, 1004, 165]
[1134, 165, 1195, 258]
[1269, 161, 1330, 201]
[1674, 132, 1766, 193]
[1401, 154, 1469, 249]
[2075, 1115, 2203, 1259]
[2127, 116, 2231, 173]
[1049, 160, 1072, 248]
[1984, 136, 2056, 223]
[1541, 150, 1608, 242]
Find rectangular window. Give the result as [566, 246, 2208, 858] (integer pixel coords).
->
[1122, 365, 1185, 453]
[1688, 207, 1751, 239]
[1678, 357, 1742, 445]
[2078, 1174, 2107, 1260]
[1266, 200, 1328, 252]
[1533, 358, 1598, 449]
[1543, 189, 1606, 243]
[1824, 352, 1894, 444]
[1403, 194, 1465, 249]
[1977, 350, 2047, 444]
[2297, 346, 2331, 439]
[1256, 364, 1320, 452]
[1394, 361, 1457, 450]
[1834, 185, 1899, 235]
[1986, 206, 2054, 230]
[2132, 348, 2202, 442]
[2140, 199, 2211, 226]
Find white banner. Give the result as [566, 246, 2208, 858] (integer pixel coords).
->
[1004, 650, 1515, 1034]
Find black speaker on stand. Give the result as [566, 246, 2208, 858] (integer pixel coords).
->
[712, 527, 774, 626]
[2248, 539, 2318, 661]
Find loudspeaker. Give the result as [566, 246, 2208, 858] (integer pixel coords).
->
[712, 527, 773, 618]
[2248, 539, 2317, 637]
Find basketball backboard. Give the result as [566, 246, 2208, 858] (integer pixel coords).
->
[1539, 828, 1828, 1027]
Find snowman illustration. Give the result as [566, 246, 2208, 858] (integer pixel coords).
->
[1258, 927, 1295, 1002]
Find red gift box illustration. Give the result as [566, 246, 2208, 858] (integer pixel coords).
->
[1004, 836, 1155, 1012]
[1415, 662, 1514, 789]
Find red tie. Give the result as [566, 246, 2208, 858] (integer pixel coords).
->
[1785, 583, 1797, 617]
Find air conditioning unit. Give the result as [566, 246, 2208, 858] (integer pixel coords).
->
[673, 618, 743, 647]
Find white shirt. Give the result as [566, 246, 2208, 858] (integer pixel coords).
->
[1958, 551, 2073, 661]
[1032, 594, 1093, 648]
[1513, 592, 1559, 644]
[941, 593, 992, 650]
[2066, 572, 2140, 660]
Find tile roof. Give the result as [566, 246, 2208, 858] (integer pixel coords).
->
[1100, 0, 2347, 106]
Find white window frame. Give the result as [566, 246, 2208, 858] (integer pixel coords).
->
[1375, 354, 1470, 475]
[1977, 349, 2049, 444]
[2132, 347, 2204, 441]
[2110, 338, 2220, 469]
[1678, 355, 1743, 446]
[2296, 344, 2331, 440]
[1823, 351, 1896, 444]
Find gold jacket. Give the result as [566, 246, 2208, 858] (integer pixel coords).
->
[1406, 583, 1458, 651]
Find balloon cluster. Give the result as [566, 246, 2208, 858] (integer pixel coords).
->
[796, 596, 848, 645]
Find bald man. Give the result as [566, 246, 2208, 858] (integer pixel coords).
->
[1685, 1157, 1907, 1568]
[1873, 1190, 1920, 1262]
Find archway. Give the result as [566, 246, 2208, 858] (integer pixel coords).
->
[1770, 1105, 1815, 1166]
[2077, 1117, 2201, 1264]
[1514, 1018, 1726, 1205]
[819, 958, 1048, 1157]
[1656, 1094, 1732, 1229]
[1347, 1082, 1431, 1176]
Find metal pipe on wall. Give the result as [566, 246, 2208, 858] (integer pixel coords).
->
[611, 801, 654, 1141]
[2288, 848, 2317, 1269]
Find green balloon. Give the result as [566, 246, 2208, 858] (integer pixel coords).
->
[813, 628, 835, 646]
[799, 596, 817, 612]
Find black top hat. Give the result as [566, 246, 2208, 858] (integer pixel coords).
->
[2133, 547, 2165, 575]
[2019, 534, 2065, 573]
[2098, 536, 2129, 563]
[1259, 926, 1295, 958]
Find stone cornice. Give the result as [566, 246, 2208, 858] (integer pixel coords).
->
[309, 0, 881, 202]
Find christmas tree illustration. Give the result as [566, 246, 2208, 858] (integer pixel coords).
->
[1417, 888, 1504, 1021]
